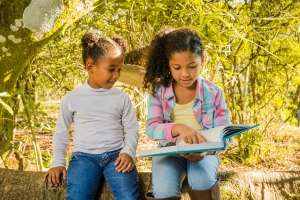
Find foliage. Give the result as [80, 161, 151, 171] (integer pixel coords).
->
[1, 0, 300, 169]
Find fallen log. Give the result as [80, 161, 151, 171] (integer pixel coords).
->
[0, 168, 299, 200]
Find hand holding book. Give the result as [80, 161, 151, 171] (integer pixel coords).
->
[176, 136, 217, 160]
[138, 124, 259, 157]
[171, 124, 207, 144]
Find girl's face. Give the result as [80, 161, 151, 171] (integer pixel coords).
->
[169, 51, 203, 89]
[86, 48, 124, 89]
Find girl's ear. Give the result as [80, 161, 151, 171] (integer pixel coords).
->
[201, 51, 206, 65]
[85, 58, 95, 72]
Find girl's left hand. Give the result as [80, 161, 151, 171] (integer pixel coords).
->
[179, 152, 206, 161]
[115, 153, 135, 173]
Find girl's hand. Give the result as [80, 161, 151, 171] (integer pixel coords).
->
[180, 151, 217, 161]
[172, 124, 206, 144]
[180, 153, 206, 161]
[46, 166, 67, 187]
[115, 153, 135, 173]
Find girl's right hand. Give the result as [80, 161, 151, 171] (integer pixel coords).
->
[46, 166, 67, 187]
[172, 124, 206, 144]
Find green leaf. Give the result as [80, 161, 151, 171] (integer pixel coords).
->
[0, 98, 14, 115]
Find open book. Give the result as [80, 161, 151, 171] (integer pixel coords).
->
[137, 124, 259, 157]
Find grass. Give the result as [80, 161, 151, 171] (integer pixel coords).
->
[3, 122, 299, 172]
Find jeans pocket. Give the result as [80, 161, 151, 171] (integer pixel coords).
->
[108, 149, 121, 161]
[70, 152, 84, 162]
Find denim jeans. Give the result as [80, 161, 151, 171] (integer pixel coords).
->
[67, 149, 141, 200]
[152, 155, 219, 198]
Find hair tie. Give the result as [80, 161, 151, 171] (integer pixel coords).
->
[87, 42, 95, 48]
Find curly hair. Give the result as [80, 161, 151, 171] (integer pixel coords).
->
[81, 30, 127, 64]
[144, 28, 204, 95]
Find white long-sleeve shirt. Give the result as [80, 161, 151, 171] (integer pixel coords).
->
[52, 82, 139, 167]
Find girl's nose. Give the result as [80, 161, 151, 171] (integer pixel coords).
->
[181, 69, 190, 77]
[113, 70, 120, 80]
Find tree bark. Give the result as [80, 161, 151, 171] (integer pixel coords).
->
[0, 168, 299, 200]
[0, 0, 105, 157]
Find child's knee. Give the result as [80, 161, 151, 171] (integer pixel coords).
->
[188, 174, 217, 190]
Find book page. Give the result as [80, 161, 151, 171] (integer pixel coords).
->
[175, 126, 225, 146]
[222, 124, 258, 138]
[176, 142, 225, 153]
[199, 126, 226, 142]
[138, 124, 258, 157]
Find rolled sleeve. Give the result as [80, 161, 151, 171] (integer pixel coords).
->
[146, 95, 175, 141]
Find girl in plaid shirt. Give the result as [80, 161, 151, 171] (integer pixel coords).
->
[144, 28, 231, 200]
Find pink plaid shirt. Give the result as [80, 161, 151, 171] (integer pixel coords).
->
[146, 77, 231, 141]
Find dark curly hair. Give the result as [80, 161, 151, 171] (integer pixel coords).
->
[81, 30, 127, 65]
[144, 28, 204, 95]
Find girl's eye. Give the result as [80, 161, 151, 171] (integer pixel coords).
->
[172, 66, 180, 70]
[108, 68, 121, 73]
[189, 65, 197, 69]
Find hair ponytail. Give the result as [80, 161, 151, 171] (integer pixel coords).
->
[81, 30, 126, 65]
[144, 28, 174, 94]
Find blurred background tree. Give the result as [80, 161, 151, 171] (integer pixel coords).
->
[0, 0, 299, 172]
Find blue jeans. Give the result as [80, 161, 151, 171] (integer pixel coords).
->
[152, 155, 219, 198]
[67, 149, 140, 200]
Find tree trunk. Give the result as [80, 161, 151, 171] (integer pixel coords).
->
[0, 168, 299, 200]
[0, 0, 105, 157]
